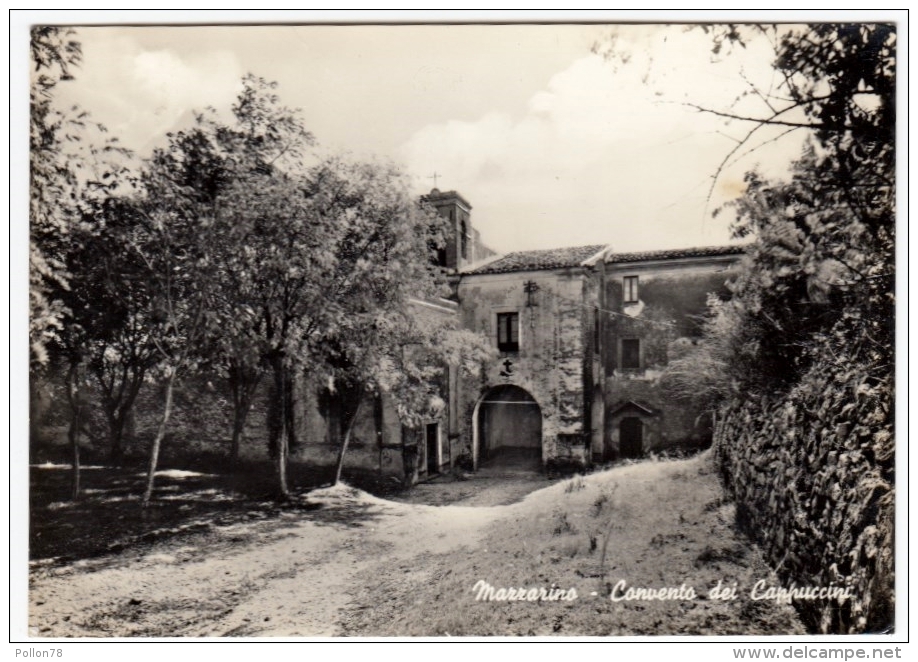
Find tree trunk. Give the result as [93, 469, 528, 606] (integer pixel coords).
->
[69, 409, 82, 500]
[142, 369, 177, 508]
[277, 422, 289, 498]
[284, 368, 297, 452]
[229, 364, 261, 465]
[66, 360, 83, 501]
[374, 395, 384, 474]
[269, 356, 290, 499]
[229, 386, 255, 465]
[107, 409, 125, 466]
[333, 392, 364, 486]
[95, 364, 147, 467]
[230, 407, 247, 465]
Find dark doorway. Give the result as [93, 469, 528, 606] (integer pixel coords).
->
[477, 385, 541, 464]
[620, 417, 643, 458]
[426, 423, 439, 474]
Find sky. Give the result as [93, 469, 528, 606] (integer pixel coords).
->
[36, 18, 815, 255]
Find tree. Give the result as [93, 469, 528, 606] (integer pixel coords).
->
[215, 154, 462, 497]
[661, 24, 895, 399]
[29, 27, 82, 367]
[75, 197, 159, 465]
[31, 27, 138, 496]
[328, 294, 494, 487]
[124, 75, 318, 498]
[201, 77, 318, 493]
[132, 127, 233, 506]
[53, 191, 156, 497]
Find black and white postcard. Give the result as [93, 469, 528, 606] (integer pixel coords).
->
[15, 11, 903, 652]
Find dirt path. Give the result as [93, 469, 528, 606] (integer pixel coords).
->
[28, 454, 805, 637]
[29, 475, 534, 637]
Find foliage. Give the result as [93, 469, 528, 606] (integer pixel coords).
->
[663, 24, 895, 401]
[660, 294, 743, 411]
[29, 27, 82, 366]
[54, 195, 156, 464]
[119, 74, 493, 496]
[31, 27, 144, 494]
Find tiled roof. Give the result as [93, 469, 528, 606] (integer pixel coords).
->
[463, 245, 607, 275]
[606, 245, 746, 263]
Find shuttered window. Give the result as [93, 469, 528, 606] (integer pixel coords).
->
[623, 276, 639, 304]
[621, 338, 640, 370]
[497, 312, 519, 352]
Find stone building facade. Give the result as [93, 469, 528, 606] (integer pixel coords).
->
[454, 245, 607, 470]
[300, 188, 744, 479]
[596, 246, 745, 461]
[448, 197, 745, 471]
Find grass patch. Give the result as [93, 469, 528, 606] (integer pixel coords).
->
[29, 459, 407, 563]
[342, 451, 805, 636]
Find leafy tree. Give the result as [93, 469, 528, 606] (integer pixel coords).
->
[29, 27, 82, 367]
[131, 130, 230, 506]
[328, 288, 494, 486]
[662, 24, 894, 399]
[31, 27, 139, 496]
[75, 197, 159, 465]
[214, 153, 472, 497]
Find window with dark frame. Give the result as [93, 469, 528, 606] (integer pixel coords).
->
[593, 307, 600, 351]
[623, 275, 639, 304]
[497, 312, 519, 352]
[460, 218, 469, 259]
[621, 338, 640, 370]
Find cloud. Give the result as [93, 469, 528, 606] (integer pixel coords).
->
[399, 28, 804, 253]
[56, 30, 244, 155]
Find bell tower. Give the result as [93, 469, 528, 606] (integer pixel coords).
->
[422, 188, 474, 271]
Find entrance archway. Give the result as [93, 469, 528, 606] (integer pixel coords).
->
[474, 385, 542, 467]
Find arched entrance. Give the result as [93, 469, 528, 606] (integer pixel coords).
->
[474, 385, 542, 467]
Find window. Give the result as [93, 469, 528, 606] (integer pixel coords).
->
[621, 338, 640, 370]
[623, 275, 639, 304]
[497, 312, 519, 352]
[593, 307, 601, 351]
[428, 239, 447, 267]
[460, 219, 469, 259]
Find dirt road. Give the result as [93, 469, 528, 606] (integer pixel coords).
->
[28, 454, 804, 637]
[28, 469, 544, 637]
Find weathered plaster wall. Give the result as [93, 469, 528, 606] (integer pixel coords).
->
[600, 258, 738, 459]
[293, 297, 456, 482]
[456, 268, 597, 467]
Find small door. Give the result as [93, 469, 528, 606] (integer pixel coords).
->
[426, 423, 439, 474]
[620, 417, 643, 458]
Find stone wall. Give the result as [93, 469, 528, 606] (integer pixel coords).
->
[714, 359, 894, 633]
